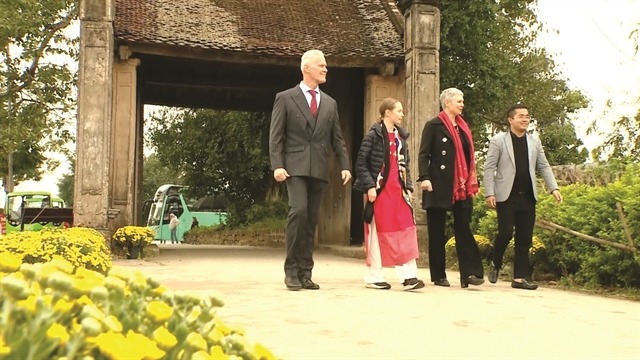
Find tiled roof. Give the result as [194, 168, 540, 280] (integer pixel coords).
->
[114, 0, 404, 60]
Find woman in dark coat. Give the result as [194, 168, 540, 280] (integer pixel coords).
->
[353, 98, 424, 291]
[417, 88, 484, 288]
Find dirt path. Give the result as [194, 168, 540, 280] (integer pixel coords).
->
[115, 244, 640, 360]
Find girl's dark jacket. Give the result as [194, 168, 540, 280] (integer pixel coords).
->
[353, 122, 414, 194]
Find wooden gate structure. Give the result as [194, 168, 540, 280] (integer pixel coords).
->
[75, 0, 441, 245]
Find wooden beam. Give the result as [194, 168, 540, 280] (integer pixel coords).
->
[123, 41, 401, 69]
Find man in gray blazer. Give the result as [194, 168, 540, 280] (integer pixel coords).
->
[483, 103, 563, 290]
[269, 49, 352, 291]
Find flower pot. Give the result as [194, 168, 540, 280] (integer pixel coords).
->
[127, 243, 140, 259]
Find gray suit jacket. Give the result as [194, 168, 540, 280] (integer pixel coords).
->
[269, 85, 350, 181]
[483, 131, 559, 202]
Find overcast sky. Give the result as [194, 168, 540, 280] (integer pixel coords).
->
[535, 0, 640, 147]
[5, 0, 640, 199]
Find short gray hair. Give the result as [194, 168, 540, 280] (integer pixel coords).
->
[301, 49, 325, 71]
[440, 87, 464, 109]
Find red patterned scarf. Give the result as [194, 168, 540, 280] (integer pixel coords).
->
[438, 111, 479, 203]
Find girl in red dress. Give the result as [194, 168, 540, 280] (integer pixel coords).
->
[353, 98, 424, 291]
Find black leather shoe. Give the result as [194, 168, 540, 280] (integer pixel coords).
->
[285, 276, 302, 290]
[488, 263, 499, 284]
[300, 278, 320, 290]
[511, 279, 538, 290]
[461, 275, 484, 288]
[433, 278, 450, 287]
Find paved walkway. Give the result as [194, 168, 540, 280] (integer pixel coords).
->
[115, 244, 640, 360]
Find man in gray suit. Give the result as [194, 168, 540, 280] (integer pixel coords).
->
[483, 103, 563, 290]
[269, 49, 352, 291]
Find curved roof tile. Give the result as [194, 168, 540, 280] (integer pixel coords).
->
[114, 0, 404, 59]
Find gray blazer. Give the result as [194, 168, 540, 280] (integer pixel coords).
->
[269, 85, 350, 181]
[483, 131, 559, 202]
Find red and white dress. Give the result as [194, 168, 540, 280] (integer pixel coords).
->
[364, 130, 420, 284]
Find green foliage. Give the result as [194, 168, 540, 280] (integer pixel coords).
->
[57, 157, 74, 206]
[589, 109, 640, 162]
[0, 0, 78, 189]
[535, 164, 640, 287]
[0, 254, 277, 360]
[440, 0, 589, 164]
[148, 109, 274, 227]
[0, 227, 112, 274]
[143, 153, 182, 201]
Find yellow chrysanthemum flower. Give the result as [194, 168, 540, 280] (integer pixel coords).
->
[95, 332, 132, 360]
[50, 255, 75, 274]
[81, 304, 106, 321]
[0, 252, 22, 272]
[146, 300, 173, 323]
[254, 343, 277, 360]
[108, 266, 132, 281]
[75, 267, 106, 282]
[186, 305, 202, 324]
[81, 317, 103, 336]
[152, 326, 178, 350]
[214, 317, 231, 336]
[54, 298, 75, 313]
[89, 286, 109, 302]
[104, 315, 123, 333]
[125, 331, 165, 360]
[209, 345, 229, 360]
[47, 323, 70, 345]
[17, 295, 38, 314]
[103, 276, 126, 294]
[186, 332, 208, 351]
[207, 327, 224, 344]
[129, 270, 148, 290]
[76, 295, 94, 306]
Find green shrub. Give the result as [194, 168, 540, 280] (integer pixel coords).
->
[0, 227, 112, 274]
[0, 253, 276, 360]
[444, 235, 492, 269]
[535, 163, 640, 287]
[220, 200, 288, 230]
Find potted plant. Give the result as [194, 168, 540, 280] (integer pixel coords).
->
[112, 226, 155, 259]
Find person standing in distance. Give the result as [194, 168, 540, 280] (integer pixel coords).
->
[483, 103, 563, 290]
[269, 49, 352, 291]
[169, 213, 180, 244]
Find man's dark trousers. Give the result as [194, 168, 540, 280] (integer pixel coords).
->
[285, 176, 328, 281]
[492, 193, 536, 279]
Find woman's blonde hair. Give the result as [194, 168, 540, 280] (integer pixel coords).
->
[440, 87, 463, 109]
[378, 97, 400, 120]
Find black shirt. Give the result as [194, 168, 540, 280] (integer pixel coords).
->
[509, 131, 534, 197]
[455, 125, 471, 167]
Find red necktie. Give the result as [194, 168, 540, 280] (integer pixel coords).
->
[309, 89, 318, 117]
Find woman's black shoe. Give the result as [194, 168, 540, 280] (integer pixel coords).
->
[460, 275, 484, 288]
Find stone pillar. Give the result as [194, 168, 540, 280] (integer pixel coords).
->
[399, 0, 440, 253]
[110, 56, 141, 229]
[74, 0, 115, 229]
